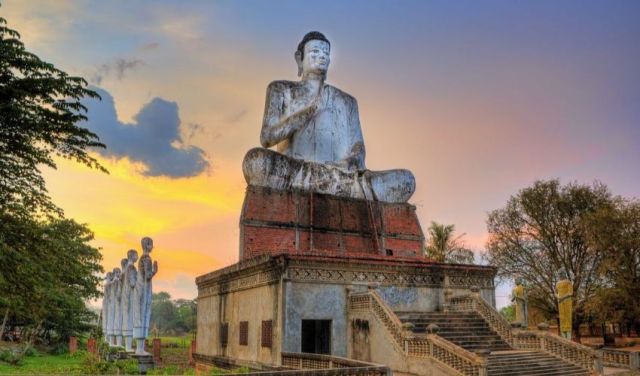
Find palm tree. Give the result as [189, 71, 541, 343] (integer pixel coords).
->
[426, 221, 475, 264]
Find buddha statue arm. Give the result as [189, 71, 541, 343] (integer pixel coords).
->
[329, 97, 365, 171]
[260, 81, 318, 148]
[346, 98, 366, 170]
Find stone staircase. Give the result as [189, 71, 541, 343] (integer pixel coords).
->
[396, 311, 511, 352]
[396, 311, 590, 376]
[487, 351, 589, 375]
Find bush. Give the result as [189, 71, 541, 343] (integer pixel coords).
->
[49, 342, 68, 356]
[23, 346, 38, 357]
[0, 348, 23, 365]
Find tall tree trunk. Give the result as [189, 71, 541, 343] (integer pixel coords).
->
[0, 308, 8, 339]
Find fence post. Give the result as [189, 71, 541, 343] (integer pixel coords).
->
[594, 350, 604, 375]
[69, 336, 78, 354]
[475, 349, 490, 376]
[629, 351, 640, 370]
[189, 340, 197, 366]
[152, 338, 162, 365]
[87, 337, 97, 355]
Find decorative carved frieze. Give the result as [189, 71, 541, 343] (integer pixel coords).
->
[196, 254, 495, 298]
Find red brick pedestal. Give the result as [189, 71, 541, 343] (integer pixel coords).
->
[240, 185, 427, 260]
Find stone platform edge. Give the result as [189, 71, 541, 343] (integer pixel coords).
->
[195, 253, 497, 293]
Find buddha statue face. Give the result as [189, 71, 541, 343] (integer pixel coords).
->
[299, 39, 330, 76]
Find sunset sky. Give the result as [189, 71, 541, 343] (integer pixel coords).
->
[3, 1, 639, 307]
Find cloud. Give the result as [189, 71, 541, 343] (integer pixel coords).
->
[83, 88, 209, 177]
[91, 57, 145, 85]
[138, 42, 160, 51]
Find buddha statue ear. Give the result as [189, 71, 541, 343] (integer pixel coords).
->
[294, 50, 303, 77]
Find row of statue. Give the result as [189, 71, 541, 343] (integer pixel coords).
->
[101, 237, 158, 355]
[511, 277, 573, 339]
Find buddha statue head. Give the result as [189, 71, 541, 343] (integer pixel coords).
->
[295, 31, 331, 77]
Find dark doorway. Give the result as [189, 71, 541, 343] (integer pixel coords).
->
[301, 320, 331, 354]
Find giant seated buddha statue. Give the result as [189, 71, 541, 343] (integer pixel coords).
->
[243, 31, 415, 203]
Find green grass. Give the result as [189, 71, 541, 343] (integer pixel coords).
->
[0, 353, 85, 375]
[0, 336, 198, 375]
[156, 336, 193, 348]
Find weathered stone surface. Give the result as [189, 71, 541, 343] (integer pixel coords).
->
[108, 267, 121, 346]
[242, 32, 415, 203]
[195, 253, 497, 372]
[122, 249, 138, 352]
[102, 272, 113, 343]
[133, 237, 158, 355]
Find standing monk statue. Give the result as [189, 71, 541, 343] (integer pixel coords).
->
[556, 279, 573, 339]
[108, 267, 121, 346]
[115, 258, 127, 348]
[102, 272, 113, 344]
[133, 237, 158, 355]
[122, 250, 138, 352]
[243, 31, 415, 203]
[511, 277, 528, 328]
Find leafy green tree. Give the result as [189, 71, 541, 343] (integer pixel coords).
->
[499, 305, 515, 322]
[149, 292, 196, 335]
[425, 221, 475, 264]
[485, 179, 612, 341]
[0, 13, 106, 349]
[151, 292, 177, 334]
[0, 215, 102, 346]
[0, 14, 105, 218]
[583, 198, 640, 337]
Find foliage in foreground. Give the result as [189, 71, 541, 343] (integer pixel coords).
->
[0, 216, 103, 347]
[0, 14, 105, 218]
[0, 11, 107, 350]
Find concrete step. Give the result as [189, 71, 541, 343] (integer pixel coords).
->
[395, 310, 512, 352]
[487, 351, 589, 376]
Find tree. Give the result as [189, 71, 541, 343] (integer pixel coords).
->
[500, 305, 515, 322]
[0, 13, 106, 349]
[0, 215, 103, 346]
[0, 14, 105, 218]
[485, 179, 612, 341]
[426, 221, 475, 264]
[583, 198, 640, 337]
[150, 292, 196, 335]
[151, 292, 177, 334]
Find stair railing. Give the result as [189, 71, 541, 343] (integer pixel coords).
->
[512, 330, 601, 373]
[349, 289, 488, 376]
[448, 291, 513, 346]
[448, 291, 602, 374]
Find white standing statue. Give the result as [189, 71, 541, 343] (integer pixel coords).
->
[115, 258, 127, 348]
[242, 31, 415, 203]
[122, 250, 138, 352]
[133, 237, 158, 355]
[108, 267, 121, 346]
[102, 272, 113, 343]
